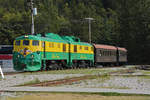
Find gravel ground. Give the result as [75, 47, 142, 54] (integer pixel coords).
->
[1, 66, 150, 95]
[61, 75, 150, 91]
[0, 74, 84, 90]
[1, 68, 16, 73]
[1, 87, 150, 95]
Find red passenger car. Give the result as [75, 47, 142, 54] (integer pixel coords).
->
[93, 44, 127, 66]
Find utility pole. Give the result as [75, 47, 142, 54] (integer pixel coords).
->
[27, 0, 37, 35]
[31, 0, 34, 35]
[85, 18, 94, 44]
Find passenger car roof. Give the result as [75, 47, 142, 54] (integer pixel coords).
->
[117, 47, 127, 52]
[93, 44, 117, 50]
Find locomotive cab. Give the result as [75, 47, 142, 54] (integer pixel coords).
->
[13, 35, 42, 71]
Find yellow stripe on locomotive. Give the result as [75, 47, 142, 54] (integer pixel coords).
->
[70, 44, 94, 54]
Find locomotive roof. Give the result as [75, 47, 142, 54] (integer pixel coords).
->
[61, 35, 92, 46]
[15, 34, 67, 43]
[93, 44, 127, 52]
[15, 33, 92, 46]
[93, 44, 117, 50]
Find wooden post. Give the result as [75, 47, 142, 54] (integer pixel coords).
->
[0, 65, 4, 79]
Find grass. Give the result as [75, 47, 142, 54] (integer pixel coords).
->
[121, 74, 150, 79]
[18, 78, 41, 86]
[97, 74, 110, 81]
[97, 86, 130, 89]
[140, 70, 150, 74]
[13, 76, 17, 78]
[22, 67, 129, 75]
[5, 91, 150, 96]
[4, 92, 150, 100]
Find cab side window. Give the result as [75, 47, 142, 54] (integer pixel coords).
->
[42, 41, 45, 47]
[32, 40, 39, 46]
[63, 44, 66, 52]
[74, 45, 77, 52]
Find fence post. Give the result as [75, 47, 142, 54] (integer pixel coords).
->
[0, 65, 4, 79]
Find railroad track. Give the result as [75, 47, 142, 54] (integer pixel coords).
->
[29, 75, 95, 87]
[3, 66, 122, 75]
[4, 70, 46, 75]
[3, 65, 135, 76]
[4, 71, 35, 75]
[26, 67, 136, 87]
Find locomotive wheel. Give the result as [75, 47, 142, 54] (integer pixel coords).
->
[72, 62, 78, 69]
[78, 61, 86, 68]
[61, 61, 67, 69]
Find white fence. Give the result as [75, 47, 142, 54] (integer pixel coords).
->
[0, 60, 15, 72]
[0, 60, 13, 68]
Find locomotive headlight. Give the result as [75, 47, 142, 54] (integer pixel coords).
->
[24, 35, 28, 38]
[31, 54, 34, 58]
[17, 55, 20, 58]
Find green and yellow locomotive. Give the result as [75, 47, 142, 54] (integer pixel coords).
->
[13, 33, 94, 71]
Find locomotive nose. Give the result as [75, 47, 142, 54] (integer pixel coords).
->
[23, 48, 28, 55]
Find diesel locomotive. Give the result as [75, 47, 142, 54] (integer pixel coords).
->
[13, 33, 127, 71]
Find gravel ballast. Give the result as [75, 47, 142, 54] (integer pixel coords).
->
[61, 75, 150, 91]
[0, 74, 84, 90]
[1, 66, 150, 95]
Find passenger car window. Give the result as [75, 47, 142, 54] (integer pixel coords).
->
[23, 40, 29, 46]
[91, 47, 93, 51]
[15, 40, 20, 46]
[32, 40, 39, 46]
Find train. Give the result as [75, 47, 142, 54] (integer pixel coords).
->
[13, 33, 127, 71]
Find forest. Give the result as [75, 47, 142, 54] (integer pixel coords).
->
[0, 0, 150, 64]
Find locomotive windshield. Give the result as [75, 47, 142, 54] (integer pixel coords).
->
[15, 40, 20, 46]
